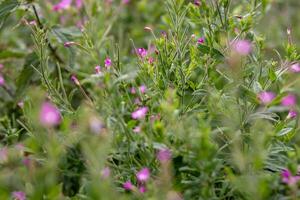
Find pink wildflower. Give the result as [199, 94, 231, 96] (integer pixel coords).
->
[281, 169, 300, 186]
[104, 58, 112, 69]
[75, 0, 83, 9]
[137, 48, 147, 58]
[133, 126, 141, 133]
[95, 66, 102, 74]
[122, 0, 130, 4]
[197, 37, 205, 44]
[157, 148, 172, 162]
[139, 186, 146, 193]
[130, 87, 136, 94]
[89, 117, 103, 135]
[64, 41, 76, 47]
[39, 102, 61, 127]
[0, 74, 5, 86]
[290, 63, 300, 73]
[131, 107, 148, 119]
[136, 168, 150, 182]
[287, 110, 298, 119]
[194, 0, 201, 6]
[12, 191, 26, 200]
[281, 94, 297, 107]
[123, 181, 133, 191]
[71, 74, 80, 85]
[139, 85, 147, 94]
[232, 40, 252, 56]
[18, 101, 24, 109]
[101, 167, 110, 178]
[258, 91, 276, 105]
[53, 0, 72, 11]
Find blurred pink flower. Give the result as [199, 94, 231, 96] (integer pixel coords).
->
[12, 191, 26, 200]
[18, 101, 24, 109]
[134, 98, 141, 105]
[290, 63, 300, 73]
[197, 37, 204, 44]
[133, 126, 141, 133]
[123, 181, 133, 191]
[157, 148, 172, 162]
[287, 110, 298, 119]
[75, 0, 83, 9]
[71, 74, 80, 85]
[0, 147, 8, 163]
[53, 0, 72, 11]
[122, 0, 130, 4]
[139, 85, 147, 94]
[89, 117, 103, 135]
[139, 186, 146, 193]
[281, 169, 300, 185]
[64, 41, 76, 47]
[130, 87, 136, 94]
[131, 107, 148, 119]
[105, 58, 112, 68]
[39, 102, 61, 127]
[232, 40, 252, 55]
[95, 65, 102, 74]
[136, 168, 150, 182]
[137, 48, 147, 58]
[194, 0, 201, 6]
[258, 91, 275, 105]
[101, 167, 110, 178]
[0, 74, 5, 86]
[281, 94, 297, 107]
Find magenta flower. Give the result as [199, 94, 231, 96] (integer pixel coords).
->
[75, 0, 83, 9]
[258, 91, 276, 105]
[139, 85, 147, 94]
[197, 37, 205, 44]
[137, 48, 147, 58]
[232, 40, 252, 56]
[148, 57, 154, 64]
[0, 74, 5, 86]
[71, 74, 80, 85]
[194, 0, 201, 6]
[104, 58, 112, 68]
[290, 63, 300, 73]
[39, 102, 61, 127]
[130, 87, 136, 94]
[139, 186, 146, 193]
[12, 191, 26, 200]
[123, 181, 133, 191]
[281, 169, 300, 185]
[136, 168, 150, 182]
[281, 94, 297, 107]
[131, 107, 148, 119]
[157, 148, 172, 162]
[53, 0, 72, 11]
[287, 110, 298, 119]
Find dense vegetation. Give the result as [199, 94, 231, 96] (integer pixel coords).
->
[1, 0, 300, 199]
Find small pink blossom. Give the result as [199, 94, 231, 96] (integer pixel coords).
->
[130, 87, 136, 94]
[71, 74, 80, 85]
[287, 110, 298, 119]
[101, 167, 110, 178]
[122, 0, 130, 4]
[64, 41, 76, 47]
[12, 191, 26, 200]
[281, 169, 300, 186]
[281, 94, 297, 107]
[23, 157, 31, 167]
[53, 0, 72, 11]
[123, 181, 133, 191]
[148, 57, 154, 64]
[75, 0, 83, 9]
[139, 186, 146, 193]
[0, 74, 5, 86]
[197, 37, 205, 44]
[18, 101, 24, 109]
[137, 48, 147, 58]
[232, 40, 252, 56]
[95, 66, 102, 74]
[134, 98, 141, 105]
[258, 91, 276, 105]
[133, 126, 141, 133]
[39, 102, 61, 127]
[131, 107, 148, 119]
[89, 117, 103, 135]
[194, 0, 201, 6]
[136, 168, 150, 182]
[139, 85, 147, 94]
[104, 58, 112, 68]
[157, 148, 172, 162]
[290, 63, 300, 73]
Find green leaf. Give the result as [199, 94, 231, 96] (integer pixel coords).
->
[0, 49, 25, 59]
[0, 0, 19, 28]
[197, 44, 224, 61]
